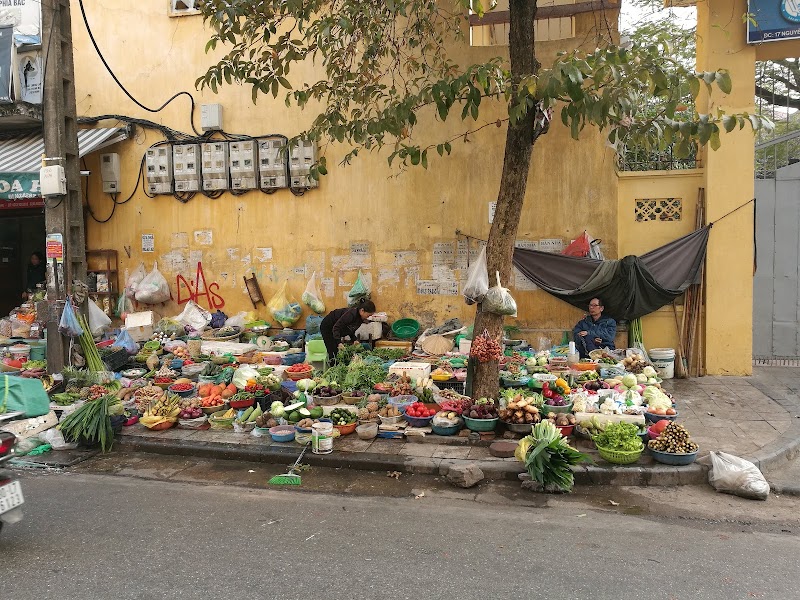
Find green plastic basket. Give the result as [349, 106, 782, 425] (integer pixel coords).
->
[391, 318, 420, 339]
[463, 416, 499, 432]
[596, 445, 643, 465]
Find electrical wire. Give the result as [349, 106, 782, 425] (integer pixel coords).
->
[77, 0, 202, 136]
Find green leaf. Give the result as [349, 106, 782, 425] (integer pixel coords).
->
[710, 129, 721, 151]
[688, 77, 700, 99]
[570, 116, 580, 140]
[716, 71, 732, 95]
[278, 77, 292, 89]
[722, 115, 736, 133]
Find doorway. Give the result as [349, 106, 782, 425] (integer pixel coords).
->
[0, 210, 46, 316]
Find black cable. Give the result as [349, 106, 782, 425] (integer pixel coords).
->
[77, 0, 202, 136]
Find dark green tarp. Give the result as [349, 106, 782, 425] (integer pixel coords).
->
[512, 226, 711, 321]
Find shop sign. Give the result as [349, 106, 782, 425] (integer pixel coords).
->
[0, 172, 43, 206]
[748, 0, 800, 43]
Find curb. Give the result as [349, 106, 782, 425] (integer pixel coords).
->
[742, 379, 800, 474]
[768, 481, 800, 496]
[115, 435, 708, 486]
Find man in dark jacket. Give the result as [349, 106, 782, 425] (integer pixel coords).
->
[320, 300, 376, 362]
[573, 297, 616, 358]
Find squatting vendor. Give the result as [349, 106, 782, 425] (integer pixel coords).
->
[320, 299, 376, 362]
[573, 297, 616, 358]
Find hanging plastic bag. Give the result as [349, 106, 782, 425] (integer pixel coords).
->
[301, 271, 326, 314]
[135, 262, 171, 304]
[125, 263, 147, 299]
[463, 246, 489, 305]
[562, 231, 592, 258]
[347, 271, 370, 307]
[268, 281, 302, 327]
[58, 299, 83, 338]
[88, 299, 112, 336]
[155, 318, 184, 337]
[176, 300, 212, 332]
[483, 271, 517, 316]
[116, 328, 139, 354]
[116, 293, 134, 319]
[698, 451, 770, 501]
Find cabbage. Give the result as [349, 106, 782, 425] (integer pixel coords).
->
[621, 373, 638, 388]
[642, 366, 657, 377]
[636, 374, 647, 384]
[270, 401, 285, 418]
[296, 378, 316, 392]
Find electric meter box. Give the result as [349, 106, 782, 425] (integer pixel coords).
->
[229, 140, 258, 190]
[201, 141, 229, 191]
[289, 139, 319, 189]
[201, 103, 223, 131]
[173, 144, 201, 192]
[40, 165, 67, 196]
[145, 146, 173, 194]
[100, 153, 121, 193]
[258, 138, 288, 189]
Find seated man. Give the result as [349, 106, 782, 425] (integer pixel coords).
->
[573, 297, 616, 358]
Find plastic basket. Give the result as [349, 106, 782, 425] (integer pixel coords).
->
[101, 348, 129, 371]
[431, 422, 462, 436]
[648, 447, 698, 466]
[434, 380, 467, 394]
[463, 416, 499, 432]
[312, 394, 341, 407]
[282, 353, 307, 366]
[391, 318, 420, 339]
[596, 445, 643, 465]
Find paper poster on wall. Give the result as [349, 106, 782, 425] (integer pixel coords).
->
[439, 281, 459, 296]
[141, 233, 155, 253]
[46, 233, 63, 264]
[514, 267, 538, 291]
[455, 239, 469, 270]
[488, 201, 496, 224]
[416, 280, 440, 295]
[432, 242, 455, 266]
[539, 238, 563, 253]
[320, 277, 334, 297]
[515, 239, 539, 251]
[194, 230, 213, 246]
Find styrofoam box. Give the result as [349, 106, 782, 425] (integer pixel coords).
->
[389, 361, 431, 381]
[573, 412, 645, 426]
[125, 311, 159, 342]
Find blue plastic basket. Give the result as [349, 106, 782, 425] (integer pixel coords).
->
[282, 352, 307, 366]
[389, 395, 418, 412]
[402, 410, 434, 428]
[648, 447, 698, 466]
[431, 422, 462, 436]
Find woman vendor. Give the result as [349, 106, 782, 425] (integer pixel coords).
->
[320, 299, 376, 362]
[573, 297, 616, 358]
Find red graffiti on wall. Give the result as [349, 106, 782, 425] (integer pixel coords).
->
[176, 262, 225, 310]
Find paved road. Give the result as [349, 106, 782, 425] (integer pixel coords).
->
[2, 460, 799, 600]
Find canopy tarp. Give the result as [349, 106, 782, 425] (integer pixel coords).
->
[512, 226, 710, 321]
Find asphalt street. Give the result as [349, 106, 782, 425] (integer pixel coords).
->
[1, 460, 799, 600]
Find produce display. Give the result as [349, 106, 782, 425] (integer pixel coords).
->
[515, 421, 590, 492]
[357, 397, 383, 421]
[648, 422, 698, 454]
[621, 354, 649, 374]
[404, 402, 436, 419]
[592, 421, 644, 453]
[59, 394, 122, 452]
[465, 398, 499, 420]
[140, 395, 182, 428]
[330, 407, 358, 426]
[545, 412, 577, 427]
[378, 404, 402, 418]
[499, 395, 541, 424]
[234, 405, 263, 426]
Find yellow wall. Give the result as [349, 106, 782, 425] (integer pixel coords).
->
[696, 0, 755, 375]
[73, 2, 618, 332]
[617, 169, 704, 353]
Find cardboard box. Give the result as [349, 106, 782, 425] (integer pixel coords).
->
[125, 311, 159, 342]
[389, 361, 431, 381]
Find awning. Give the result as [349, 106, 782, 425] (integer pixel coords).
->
[0, 126, 130, 172]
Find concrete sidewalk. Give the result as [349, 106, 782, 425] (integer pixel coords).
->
[115, 366, 800, 487]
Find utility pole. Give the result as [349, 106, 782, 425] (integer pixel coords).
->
[42, 0, 86, 371]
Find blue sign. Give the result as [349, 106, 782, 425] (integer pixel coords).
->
[748, 0, 800, 43]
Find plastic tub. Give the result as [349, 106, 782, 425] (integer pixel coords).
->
[649, 348, 676, 379]
[356, 422, 379, 440]
[431, 421, 462, 436]
[463, 416, 499, 432]
[644, 411, 678, 423]
[269, 425, 296, 442]
[541, 402, 573, 415]
[388, 395, 418, 411]
[401, 409, 434, 428]
[648, 447, 698, 466]
[391, 318, 420, 339]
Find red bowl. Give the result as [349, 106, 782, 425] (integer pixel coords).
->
[229, 398, 255, 409]
[334, 422, 357, 436]
[556, 424, 574, 437]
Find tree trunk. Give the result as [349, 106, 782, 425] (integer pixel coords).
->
[471, 0, 540, 401]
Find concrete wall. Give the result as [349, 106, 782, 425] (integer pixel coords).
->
[73, 2, 618, 331]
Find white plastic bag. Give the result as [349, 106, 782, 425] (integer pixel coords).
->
[135, 262, 171, 304]
[482, 271, 517, 316]
[125, 263, 146, 299]
[699, 451, 770, 501]
[301, 271, 325, 314]
[88, 299, 112, 336]
[225, 311, 249, 329]
[176, 300, 212, 332]
[463, 246, 489, 305]
[39, 427, 78, 451]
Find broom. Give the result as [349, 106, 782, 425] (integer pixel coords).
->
[268, 443, 309, 486]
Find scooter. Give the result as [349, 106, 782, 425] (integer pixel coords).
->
[0, 410, 25, 535]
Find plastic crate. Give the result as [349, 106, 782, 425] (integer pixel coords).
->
[435, 380, 466, 394]
[100, 347, 129, 371]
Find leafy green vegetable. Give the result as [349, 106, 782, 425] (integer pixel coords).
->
[517, 421, 590, 492]
[343, 356, 387, 392]
[59, 395, 118, 453]
[592, 421, 643, 452]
